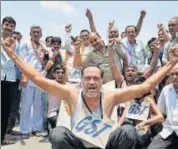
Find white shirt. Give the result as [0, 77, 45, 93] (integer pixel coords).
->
[122, 38, 149, 73]
[47, 94, 61, 118]
[158, 84, 178, 139]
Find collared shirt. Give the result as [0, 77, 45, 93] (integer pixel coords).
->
[20, 40, 44, 87]
[162, 39, 178, 62]
[1, 37, 20, 82]
[122, 38, 149, 73]
[158, 84, 178, 139]
[83, 47, 114, 84]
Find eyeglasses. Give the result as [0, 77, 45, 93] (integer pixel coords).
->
[168, 24, 178, 28]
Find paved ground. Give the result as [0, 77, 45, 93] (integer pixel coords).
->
[1, 127, 51, 149]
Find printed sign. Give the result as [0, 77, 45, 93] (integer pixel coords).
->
[72, 115, 114, 148]
[68, 68, 81, 83]
[126, 101, 150, 121]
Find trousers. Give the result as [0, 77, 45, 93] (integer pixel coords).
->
[20, 84, 43, 134]
[49, 125, 137, 149]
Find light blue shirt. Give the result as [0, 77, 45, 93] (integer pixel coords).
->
[20, 40, 43, 87]
[122, 38, 148, 72]
[1, 38, 20, 82]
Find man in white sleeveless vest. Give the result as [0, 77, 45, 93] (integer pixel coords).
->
[2, 37, 178, 149]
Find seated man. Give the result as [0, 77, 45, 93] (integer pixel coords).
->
[118, 76, 164, 149]
[2, 37, 178, 149]
[147, 64, 178, 149]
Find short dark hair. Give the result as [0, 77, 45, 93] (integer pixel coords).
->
[133, 76, 146, 84]
[121, 32, 125, 35]
[147, 37, 157, 46]
[81, 64, 104, 78]
[125, 25, 137, 33]
[11, 31, 21, 36]
[80, 29, 90, 35]
[2, 16, 16, 27]
[51, 37, 62, 45]
[45, 36, 53, 42]
[53, 65, 66, 73]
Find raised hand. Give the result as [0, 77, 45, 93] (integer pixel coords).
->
[108, 20, 115, 31]
[86, 9, 93, 20]
[108, 38, 116, 47]
[140, 10, 146, 19]
[65, 24, 72, 33]
[157, 24, 164, 30]
[1, 37, 16, 57]
[169, 46, 178, 64]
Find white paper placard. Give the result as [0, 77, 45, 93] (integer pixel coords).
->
[126, 101, 150, 121]
[72, 115, 114, 149]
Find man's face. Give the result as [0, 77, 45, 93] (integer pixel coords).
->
[11, 33, 22, 43]
[126, 27, 137, 41]
[168, 19, 178, 37]
[125, 67, 137, 82]
[82, 67, 102, 98]
[2, 21, 15, 35]
[109, 27, 119, 38]
[89, 33, 103, 50]
[158, 30, 165, 42]
[121, 32, 126, 39]
[168, 67, 178, 87]
[51, 42, 61, 51]
[46, 37, 53, 47]
[53, 69, 65, 83]
[80, 31, 89, 45]
[148, 39, 157, 53]
[30, 28, 42, 42]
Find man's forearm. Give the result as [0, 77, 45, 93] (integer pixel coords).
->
[88, 17, 97, 33]
[136, 17, 144, 36]
[144, 61, 176, 89]
[144, 51, 159, 78]
[144, 115, 164, 126]
[73, 49, 83, 67]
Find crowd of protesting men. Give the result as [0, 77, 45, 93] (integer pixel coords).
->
[1, 8, 178, 149]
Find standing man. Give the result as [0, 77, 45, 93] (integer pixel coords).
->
[11, 31, 22, 44]
[1, 16, 20, 144]
[2, 37, 178, 149]
[122, 25, 148, 73]
[19, 26, 48, 139]
[162, 16, 178, 65]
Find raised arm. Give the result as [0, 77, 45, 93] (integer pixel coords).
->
[143, 40, 160, 78]
[136, 10, 146, 36]
[64, 24, 73, 52]
[111, 47, 178, 105]
[108, 38, 124, 85]
[2, 38, 76, 102]
[86, 9, 97, 33]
